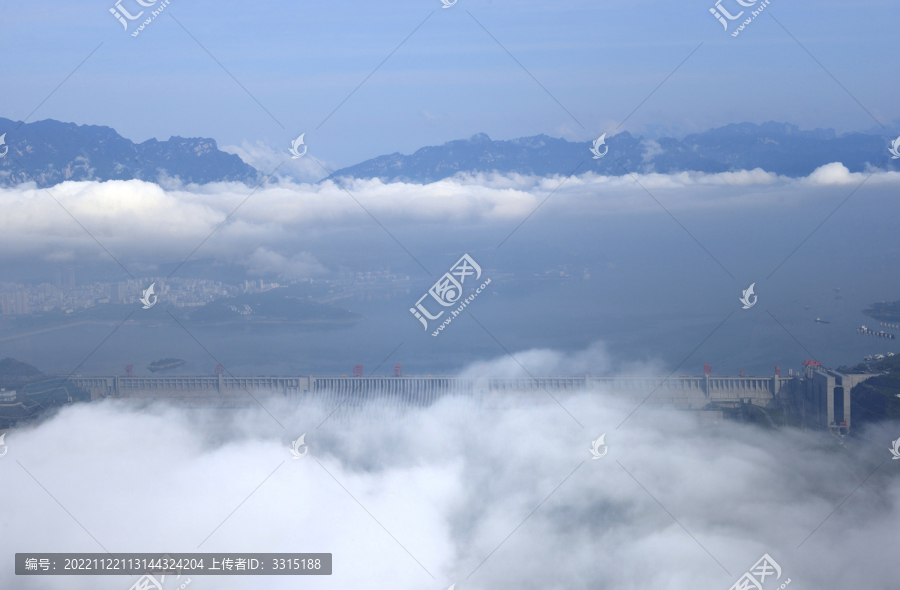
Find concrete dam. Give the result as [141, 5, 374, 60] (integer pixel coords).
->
[68, 362, 873, 434]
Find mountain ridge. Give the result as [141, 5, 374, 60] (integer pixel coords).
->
[1, 118, 898, 187]
[330, 121, 899, 183]
[0, 117, 260, 188]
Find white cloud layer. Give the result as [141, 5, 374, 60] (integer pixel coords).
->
[0, 385, 896, 590]
[0, 165, 897, 266]
[245, 248, 327, 280]
[458, 341, 663, 379]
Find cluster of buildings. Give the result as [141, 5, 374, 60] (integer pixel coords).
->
[0, 273, 257, 315]
[0, 268, 412, 316]
[857, 325, 897, 339]
[863, 352, 895, 362]
[0, 292, 31, 315]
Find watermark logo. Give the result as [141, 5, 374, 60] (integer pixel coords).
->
[890, 437, 900, 460]
[129, 574, 191, 590]
[129, 574, 162, 590]
[441, 0, 457, 7]
[729, 554, 788, 590]
[740, 283, 757, 309]
[709, 0, 744, 30]
[0, 433, 7, 459]
[110, 0, 145, 30]
[709, 0, 771, 37]
[289, 133, 307, 159]
[140, 283, 158, 309]
[409, 254, 491, 336]
[589, 434, 607, 459]
[889, 136, 900, 159]
[110, 0, 172, 37]
[290, 434, 308, 459]
[0, 133, 8, 158]
[589, 133, 608, 159]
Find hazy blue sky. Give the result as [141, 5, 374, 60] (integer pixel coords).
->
[1, 0, 898, 167]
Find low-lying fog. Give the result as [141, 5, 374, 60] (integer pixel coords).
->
[1, 375, 897, 589]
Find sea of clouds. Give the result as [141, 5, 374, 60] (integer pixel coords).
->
[0, 163, 894, 279]
[1, 344, 898, 590]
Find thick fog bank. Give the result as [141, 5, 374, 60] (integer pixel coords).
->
[1, 389, 898, 589]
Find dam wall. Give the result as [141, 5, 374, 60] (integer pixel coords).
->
[70, 373, 784, 409]
[65, 370, 879, 432]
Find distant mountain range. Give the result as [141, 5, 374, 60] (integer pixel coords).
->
[0, 118, 259, 187]
[1, 118, 897, 188]
[332, 122, 900, 182]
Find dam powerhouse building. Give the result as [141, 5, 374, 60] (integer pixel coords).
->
[63, 361, 876, 435]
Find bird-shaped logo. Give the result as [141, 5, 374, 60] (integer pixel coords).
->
[589, 134, 608, 159]
[589, 434, 608, 459]
[0, 133, 8, 158]
[139, 283, 158, 309]
[890, 437, 900, 460]
[889, 135, 900, 159]
[739, 283, 757, 309]
[291, 434, 308, 459]
[0, 433, 7, 459]
[441, 0, 457, 7]
[289, 133, 307, 159]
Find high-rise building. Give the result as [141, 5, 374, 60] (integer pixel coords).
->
[1, 293, 11, 315]
[66, 268, 75, 287]
[54, 270, 62, 286]
[14, 292, 28, 314]
[114, 283, 127, 304]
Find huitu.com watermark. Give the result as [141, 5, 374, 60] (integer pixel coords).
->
[110, 0, 173, 38]
[290, 434, 308, 459]
[409, 254, 491, 337]
[740, 283, 757, 309]
[589, 434, 608, 459]
[709, 0, 771, 37]
[289, 134, 307, 159]
[729, 554, 789, 590]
